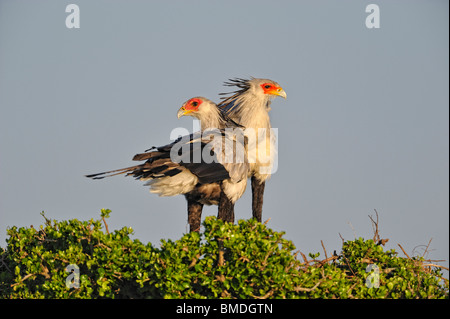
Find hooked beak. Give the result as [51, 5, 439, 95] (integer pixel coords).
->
[275, 87, 287, 99]
[177, 107, 192, 119]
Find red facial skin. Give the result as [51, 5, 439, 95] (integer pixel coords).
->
[183, 98, 203, 111]
[260, 83, 281, 95]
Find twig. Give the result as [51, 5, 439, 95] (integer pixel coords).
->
[295, 280, 321, 292]
[188, 254, 201, 269]
[424, 238, 433, 256]
[422, 263, 449, 271]
[341, 254, 356, 277]
[398, 244, 411, 260]
[419, 238, 434, 258]
[317, 255, 340, 267]
[338, 233, 345, 244]
[40, 211, 51, 225]
[10, 273, 34, 287]
[368, 209, 380, 243]
[252, 290, 274, 299]
[102, 216, 110, 235]
[299, 251, 310, 266]
[321, 240, 328, 260]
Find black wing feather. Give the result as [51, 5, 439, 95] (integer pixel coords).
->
[86, 133, 230, 184]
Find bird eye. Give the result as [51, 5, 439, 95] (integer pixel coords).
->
[192, 101, 198, 107]
[264, 85, 271, 89]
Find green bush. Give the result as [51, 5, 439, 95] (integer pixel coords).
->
[0, 210, 448, 299]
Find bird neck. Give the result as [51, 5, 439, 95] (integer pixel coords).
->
[229, 91, 272, 130]
[199, 105, 224, 131]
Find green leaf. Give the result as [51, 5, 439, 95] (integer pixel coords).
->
[100, 208, 111, 219]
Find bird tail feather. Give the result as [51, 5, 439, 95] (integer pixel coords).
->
[85, 165, 141, 180]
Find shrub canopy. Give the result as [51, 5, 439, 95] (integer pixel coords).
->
[0, 210, 448, 299]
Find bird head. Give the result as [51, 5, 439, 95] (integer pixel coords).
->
[177, 97, 216, 120]
[259, 82, 286, 99]
[251, 78, 287, 99]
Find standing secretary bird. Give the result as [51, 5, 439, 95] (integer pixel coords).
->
[86, 97, 248, 232]
[218, 77, 286, 222]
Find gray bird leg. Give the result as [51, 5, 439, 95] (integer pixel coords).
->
[218, 184, 235, 224]
[187, 197, 203, 232]
[251, 176, 265, 222]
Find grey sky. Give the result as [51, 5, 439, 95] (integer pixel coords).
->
[0, 1, 448, 274]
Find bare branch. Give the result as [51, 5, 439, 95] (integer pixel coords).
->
[368, 209, 380, 243]
[398, 244, 411, 260]
[295, 280, 321, 292]
[321, 240, 328, 260]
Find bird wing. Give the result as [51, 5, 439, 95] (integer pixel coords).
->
[201, 129, 249, 183]
[85, 132, 231, 185]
